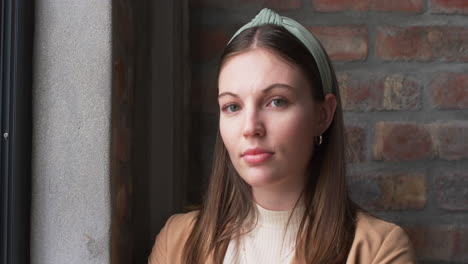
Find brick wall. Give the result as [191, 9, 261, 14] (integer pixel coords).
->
[188, 1, 468, 263]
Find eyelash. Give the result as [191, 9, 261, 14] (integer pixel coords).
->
[269, 97, 288, 107]
[221, 97, 289, 113]
[222, 104, 240, 113]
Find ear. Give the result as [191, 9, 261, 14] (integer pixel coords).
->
[317, 94, 337, 135]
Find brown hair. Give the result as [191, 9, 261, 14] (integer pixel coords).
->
[183, 24, 358, 263]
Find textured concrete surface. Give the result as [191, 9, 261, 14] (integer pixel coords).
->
[31, 0, 111, 263]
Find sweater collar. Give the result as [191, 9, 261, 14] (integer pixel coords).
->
[255, 203, 305, 229]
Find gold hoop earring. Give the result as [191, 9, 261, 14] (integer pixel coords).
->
[316, 135, 323, 146]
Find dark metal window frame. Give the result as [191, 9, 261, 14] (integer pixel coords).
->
[0, 1, 33, 264]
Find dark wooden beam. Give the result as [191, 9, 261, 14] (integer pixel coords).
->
[111, 0, 189, 263]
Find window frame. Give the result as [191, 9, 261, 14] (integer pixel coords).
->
[0, 1, 34, 264]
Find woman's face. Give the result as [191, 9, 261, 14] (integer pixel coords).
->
[218, 48, 320, 190]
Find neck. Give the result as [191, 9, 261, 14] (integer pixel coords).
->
[252, 178, 304, 211]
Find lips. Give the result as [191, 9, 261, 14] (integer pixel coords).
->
[241, 147, 274, 165]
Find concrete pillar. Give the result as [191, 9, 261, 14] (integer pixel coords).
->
[31, 1, 111, 263]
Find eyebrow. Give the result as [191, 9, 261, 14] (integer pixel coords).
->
[218, 83, 295, 99]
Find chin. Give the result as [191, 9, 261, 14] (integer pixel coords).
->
[239, 168, 281, 188]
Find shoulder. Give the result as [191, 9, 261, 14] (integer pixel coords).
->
[354, 212, 404, 243]
[165, 210, 199, 234]
[148, 211, 199, 264]
[346, 212, 417, 264]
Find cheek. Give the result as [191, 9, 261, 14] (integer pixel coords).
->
[272, 111, 316, 158]
[219, 118, 238, 155]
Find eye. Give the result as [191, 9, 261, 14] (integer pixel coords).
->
[223, 104, 241, 113]
[269, 98, 288, 108]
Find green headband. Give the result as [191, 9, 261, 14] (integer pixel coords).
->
[229, 8, 333, 95]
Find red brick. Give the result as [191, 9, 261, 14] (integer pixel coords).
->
[373, 122, 433, 161]
[338, 72, 421, 111]
[262, 0, 301, 9]
[313, 0, 371, 11]
[381, 74, 421, 110]
[348, 174, 381, 208]
[309, 26, 368, 62]
[191, 29, 230, 63]
[349, 173, 426, 210]
[404, 225, 468, 262]
[431, 73, 468, 109]
[454, 226, 468, 262]
[345, 125, 366, 163]
[430, 0, 468, 14]
[376, 26, 468, 62]
[372, 0, 424, 12]
[404, 225, 453, 261]
[435, 170, 468, 210]
[312, 0, 423, 12]
[338, 72, 383, 111]
[379, 173, 427, 209]
[191, 0, 301, 10]
[431, 121, 468, 160]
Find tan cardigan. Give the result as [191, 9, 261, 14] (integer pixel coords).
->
[148, 211, 417, 264]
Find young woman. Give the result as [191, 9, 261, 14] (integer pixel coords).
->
[149, 8, 417, 264]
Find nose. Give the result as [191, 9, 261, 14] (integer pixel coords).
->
[242, 107, 265, 138]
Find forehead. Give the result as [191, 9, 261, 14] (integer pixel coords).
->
[218, 48, 309, 95]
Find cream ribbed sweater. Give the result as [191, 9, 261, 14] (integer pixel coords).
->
[223, 204, 304, 264]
